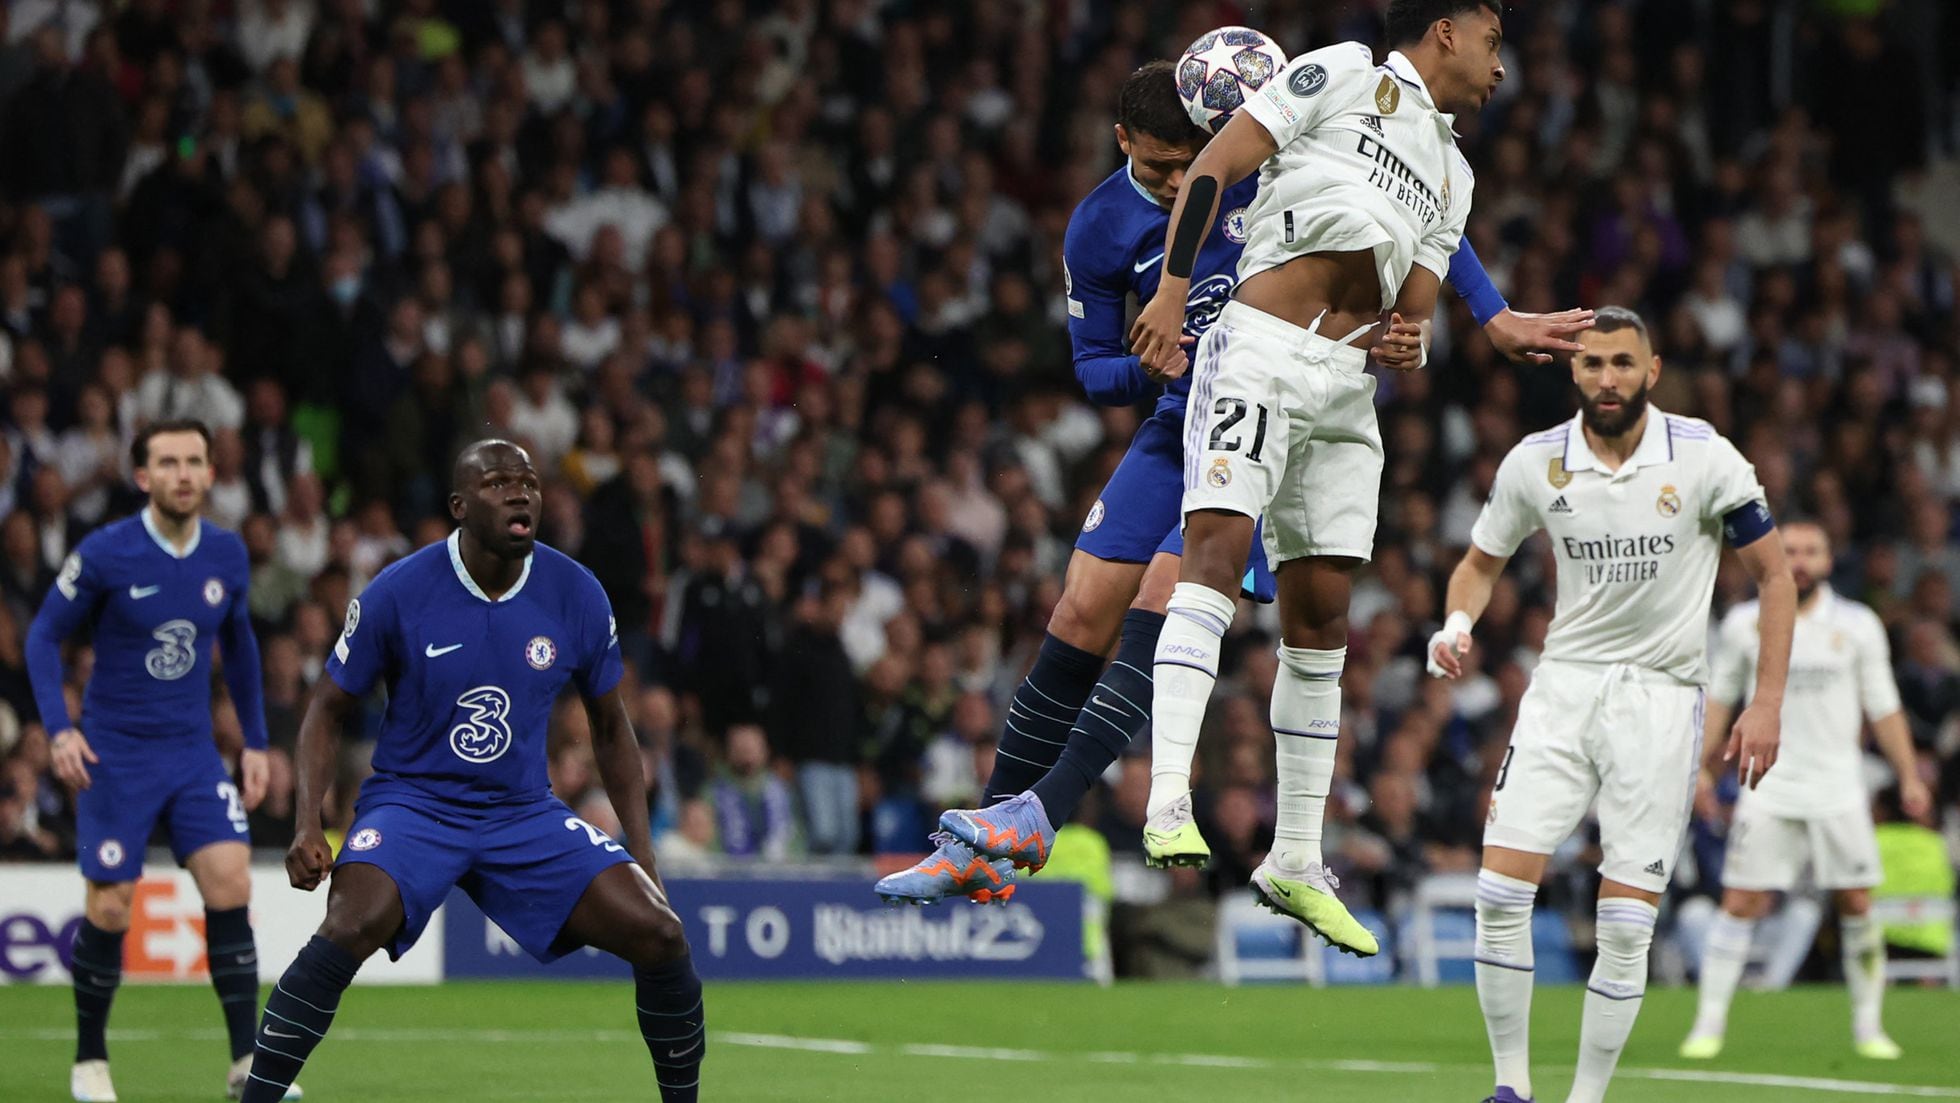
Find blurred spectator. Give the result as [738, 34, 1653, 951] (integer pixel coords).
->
[768, 580, 860, 855]
[710, 723, 794, 862]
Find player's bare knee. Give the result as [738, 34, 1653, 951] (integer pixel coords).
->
[1721, 888, 1772, 921]
[85, 882, 135, 931]
[626, 912, 688, 967]
[1046, 585, 1121, 654]
[1131, 555, 1179, 614]
[1834, 888, 1872, 917]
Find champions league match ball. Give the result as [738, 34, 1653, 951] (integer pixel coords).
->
[1175, 26, 1288, 135]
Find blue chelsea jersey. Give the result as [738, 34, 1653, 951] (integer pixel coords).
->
[1062, 168, 1259, 414]
[26, 511, 265, 750]
[328, 532, 624, 806]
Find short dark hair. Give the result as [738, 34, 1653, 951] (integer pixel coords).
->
[1118, 60, 1205, 146]
[131, 419, 212, 468]
[1386, 0, 1503, 47]
[1589, 305, 1651, 348]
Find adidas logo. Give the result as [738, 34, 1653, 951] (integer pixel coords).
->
[1548, 496, 1573, 514]
[1644, 859, 1666, 876]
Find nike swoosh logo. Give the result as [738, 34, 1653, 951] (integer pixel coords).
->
[667, 1038, 703, 1059]
[1269, 882, 1292, 899]
[265, 1028, 300, 1040]
[1133, 251, 1165, 274]
[1092, 696, 1114, 710]
[129, 585, 161, 599]
[425, 643, 464, 658]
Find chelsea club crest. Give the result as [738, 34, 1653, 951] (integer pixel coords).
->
[1221, 207, 1249, 244]
[525, 635, 558, 670]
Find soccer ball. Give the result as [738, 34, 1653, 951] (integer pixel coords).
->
[1175, 26, 1288, 136]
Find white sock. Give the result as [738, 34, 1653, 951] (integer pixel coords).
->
[1475, 869, 1538, 1100]
[1570, 897, 1657, 1103]
[1147, 582, 1235, 817]
[1840, 913, 1886, 1041]
[1269, 645, 1343, 872]
[1690, 910, 1755, 1039]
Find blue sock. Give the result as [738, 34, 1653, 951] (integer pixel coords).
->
[242, 936, 359, 1102]
[636, 953, 706, 1102]
[985, 633, 1106, 803]
[71, 919, 123, 1062]
[1030, 609, 1163, 829]
[206, 906, 261, 1060]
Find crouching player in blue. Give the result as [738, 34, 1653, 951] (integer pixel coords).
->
[28, 420, 289, 1103]
[879, 54, 1594, 905]
[241, 440, 704, 1102]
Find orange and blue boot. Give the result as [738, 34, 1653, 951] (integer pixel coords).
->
[874, 835, 1017, 905]
[938, 791, 1055, 872]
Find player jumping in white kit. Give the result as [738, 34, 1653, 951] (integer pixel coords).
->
[1679, 520, 1930, 1062]
[1128, 0, 1506, 959]
[1428, 307, 1796, 1103]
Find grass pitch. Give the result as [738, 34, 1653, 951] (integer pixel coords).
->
[3, 980, 1956, 1100]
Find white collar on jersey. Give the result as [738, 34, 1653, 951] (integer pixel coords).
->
[141, 505, 202, 559]
[1800, 583, 1838, 622]
[1562, 407, 1674, 477]
[446, 528, 534, 603]
[1383, 50, 1454, 127]
[1124, 166, 1162, 208]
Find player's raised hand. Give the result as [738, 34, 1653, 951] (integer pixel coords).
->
[1129, 295, 1193, 380]
[1425, 626, 1472, 679]
[286, 829, 335, 891]
[1369, 313, 1425, 372]
[50, 728, 98, 791]
[1723, 701, 1780, 788]
[1483, 307, 1595, 365]
[240, 747, 269, 811]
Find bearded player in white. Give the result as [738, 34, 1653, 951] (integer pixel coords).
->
[1127, 0, 1505, 957]
[1679, 520, 1930, 1062]
[1428, 308, 1795, 1103]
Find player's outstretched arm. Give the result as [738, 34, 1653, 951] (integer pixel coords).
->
[1427, 546, 1508, 679]
[287, 676, 359, 890]
[585, 685, 660, 883]
[1130, 109, 1276, 377]
[1871, 712, 1931, 819]
[1727, 531, 1795, 788]
[1446, 238, 1595, 365]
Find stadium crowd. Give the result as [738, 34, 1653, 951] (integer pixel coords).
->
[0, 0, 1956, 950]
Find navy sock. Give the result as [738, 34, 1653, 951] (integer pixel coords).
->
[636, 953, 706, 1102]
[985, 633, 1106, 802]
[206, 907, 261, 1060]
[242, 936, 359, 1102]
[71, 919, 124, 1062]
[1031, 609, 1164, 829]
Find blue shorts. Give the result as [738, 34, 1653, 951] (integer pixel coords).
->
[76, 737, 248, 882]
[1074, 405, 1277, 602]
[337, 792, 633, 963]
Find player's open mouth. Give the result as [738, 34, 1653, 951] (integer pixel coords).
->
[506, 516, 533, 537]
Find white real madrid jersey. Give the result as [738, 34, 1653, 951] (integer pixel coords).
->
[1710, 588, 1901, 815]
[1237, 43, 1473, 309]
[1471, 410, 1766, 683]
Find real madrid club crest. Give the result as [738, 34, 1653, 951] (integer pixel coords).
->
[203, 577, 226, 606]
[1547, 458, 1572, 489]
[1656, 484, 1682, 518]
[525, 635, 558, 671]
[1221, 206, 1249, 244]
[1208, 458, 1232, 488]
[1375, 75, 1401, 115]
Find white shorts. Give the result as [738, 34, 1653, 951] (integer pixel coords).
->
[1182, 301, 1383, 565]
[1721, 796, 1883, 892]
[1484, 660, 1707, 894]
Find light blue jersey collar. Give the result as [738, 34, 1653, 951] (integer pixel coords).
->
[141, 506, 202, 559]
[446, 529, 533, 603]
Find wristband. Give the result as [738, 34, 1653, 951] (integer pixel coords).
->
[1442, 610, 1474, 640]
